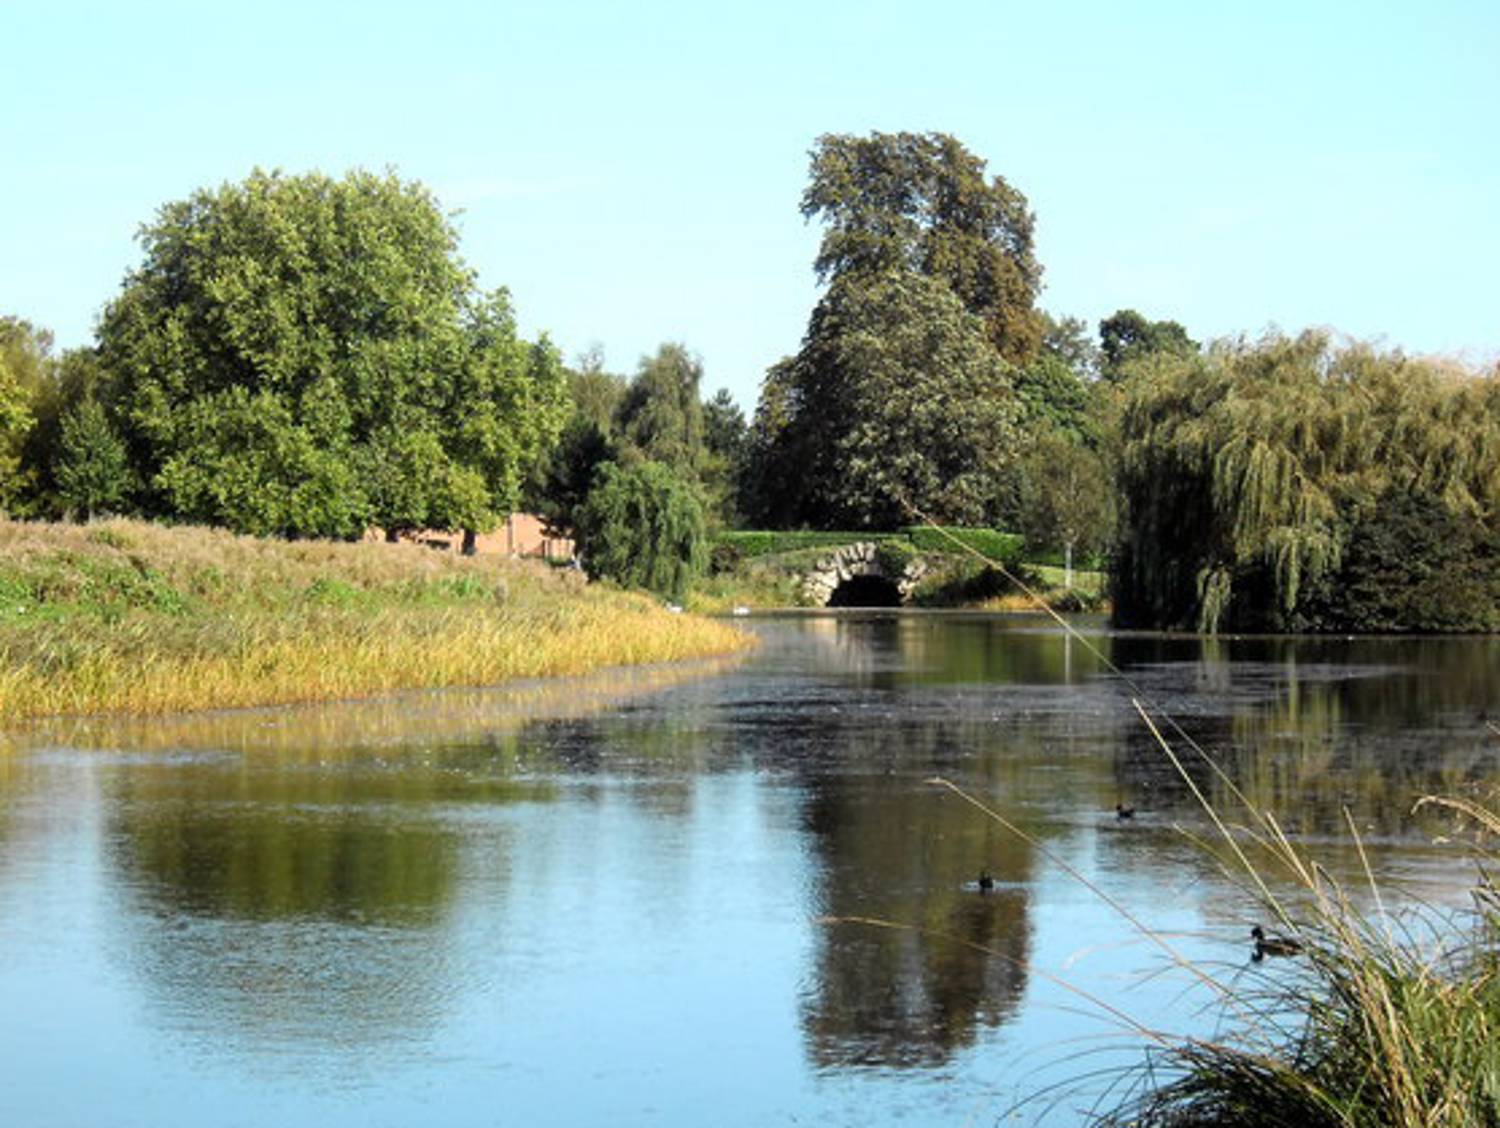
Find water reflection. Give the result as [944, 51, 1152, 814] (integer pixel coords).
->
[1104, 635, 1500, 837]
[103, 754, 516, 1054]
[0, 615, 1496, 1128]
[802, 774, 1034, 1068]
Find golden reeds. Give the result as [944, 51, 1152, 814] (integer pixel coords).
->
[0, 518, 752, 720]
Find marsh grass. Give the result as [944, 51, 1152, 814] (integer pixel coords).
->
[0, 518, 751, 720]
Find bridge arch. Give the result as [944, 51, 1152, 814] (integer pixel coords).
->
[799, 542, 929, 607]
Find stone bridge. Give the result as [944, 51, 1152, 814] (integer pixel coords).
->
[799, 542, 931, 607]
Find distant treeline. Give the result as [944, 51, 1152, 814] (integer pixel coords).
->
[4, 136, 1496, 630]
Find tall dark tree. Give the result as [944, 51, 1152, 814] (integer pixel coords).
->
[616, 343, 705, 475]
[1098, 309, 1197, 382]
[749, 132, 1037, 529]
[802, 131, 1044, 364]
[750, 270, 1020, 529]
[701, 387, 748, 526]
[526, 352, 628, 538]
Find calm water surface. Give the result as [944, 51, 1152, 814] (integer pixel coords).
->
[2, 614, 1497, 1127]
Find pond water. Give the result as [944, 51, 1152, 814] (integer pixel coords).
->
[1, 613, 1497, 1127]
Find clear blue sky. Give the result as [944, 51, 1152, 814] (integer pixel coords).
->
[4, 0, 1496, 409]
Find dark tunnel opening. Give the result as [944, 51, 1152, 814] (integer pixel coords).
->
[825, 573, 903, 608]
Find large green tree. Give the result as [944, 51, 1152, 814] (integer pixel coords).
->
[802, 131, 1044, 364]
[749, 270, 1020, 529]
[749, 132, 1038, 530]
[97, 168, 566, 540]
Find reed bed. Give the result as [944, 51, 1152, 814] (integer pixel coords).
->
[0, 518, 751, 720]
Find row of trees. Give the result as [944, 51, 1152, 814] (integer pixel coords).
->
[733, 130, 1498, 631]
[526, 342, 747, 597]
[8, 137, 1494, 628]
[4, 166, 757, 599]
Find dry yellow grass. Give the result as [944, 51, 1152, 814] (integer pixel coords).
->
[0, 518, 752, 720]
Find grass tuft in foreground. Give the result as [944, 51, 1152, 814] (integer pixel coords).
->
[0, 518, 752, 720]
[1095, 715, 1500, 1128]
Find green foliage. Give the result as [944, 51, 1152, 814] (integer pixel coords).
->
[747, 270, 1020, 529]
[1014, 431, 1116, 560]
[701, 387, 748, 525]
[1296, 488, 1500, 632]
[0, 316, 49, 509]
[530, 345, 734, 535]
[96, 168, 566, 539]
[574, 461, 708, 599]
[1099, 308, 1198, 382]
[1114, 331, 1500, 632]
[526, 357, 627, 537]
[1040, 311, 1100, 378]
[616, 343, 705, 475]
[902, 526, 1025, 565]
[56, 398, 130, 519]
[749, 131, 1038, 531]
[1013, 353, 1096, 442]
[713, 529, 903, 558]
[802, 131, 1044, 363]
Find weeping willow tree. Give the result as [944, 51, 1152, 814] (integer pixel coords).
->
[1115, 331, 1500, 633]
[573, 460, 707, 600]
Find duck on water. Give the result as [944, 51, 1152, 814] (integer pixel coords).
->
[1251, 925, 1302, 960]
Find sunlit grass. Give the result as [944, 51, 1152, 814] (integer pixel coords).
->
[0, 518, 752, 720]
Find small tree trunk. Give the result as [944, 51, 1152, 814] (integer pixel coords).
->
[461, 528, 477, 556]
[1064, 541, 1074, 590]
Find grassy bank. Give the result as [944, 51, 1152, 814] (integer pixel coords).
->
[0, 519, 752, 720]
